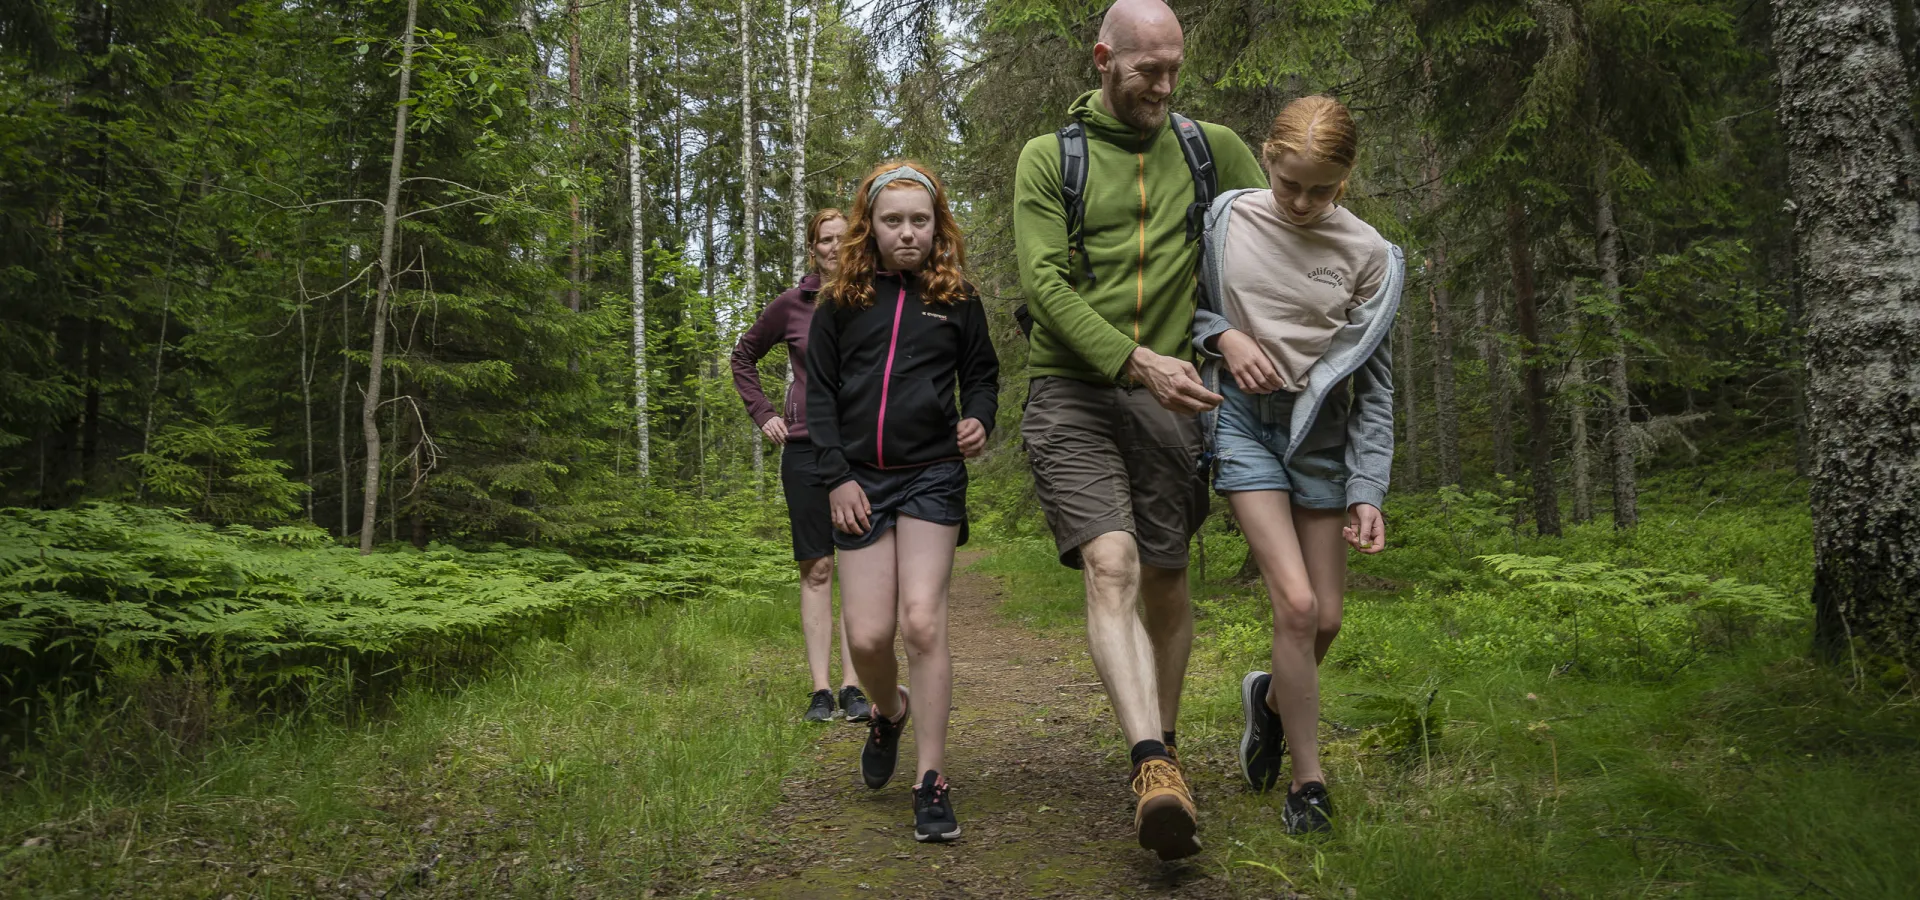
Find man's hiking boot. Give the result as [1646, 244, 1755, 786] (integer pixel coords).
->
[1131, 756, 1201, 860]
[804, 688, 836, 723]
[861, 686, 910, 789]
[912, 770, 961, 842]
[1284, 781, 1334, 835]
[1239, 671, 1286, 792]
[839, 685, 873, 723]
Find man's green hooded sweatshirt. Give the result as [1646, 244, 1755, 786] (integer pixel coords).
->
[1015, 90, 1266, 384]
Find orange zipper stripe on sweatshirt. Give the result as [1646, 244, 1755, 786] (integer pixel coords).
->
[1135, 153, 1146, 342]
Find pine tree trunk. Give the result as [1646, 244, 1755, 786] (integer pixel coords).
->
[1570, 356, 1594, 525]
[629, 0, 651, 480]
[1775, 0, 1920, 663]
[359, 0, 420, 555]
[1595, 162, 1638, 528]
[1474, 287, 1515, 478]
[741, 0, 765, 494]
[1507, 201, 1561, 537]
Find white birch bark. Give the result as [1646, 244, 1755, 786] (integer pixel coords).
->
[629, 0, 651, 480]
[359, 0, 420, 555]
[741, 0, 764, 491]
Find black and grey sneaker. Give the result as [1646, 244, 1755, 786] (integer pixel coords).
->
[1284, 781, 1334, 835]
[1240, 671, 1286, 792]
[804, 688, 836, 723]
[860, 686, 910, 789]
[912, 770, 961, 842]
[839, 685, 873, 723]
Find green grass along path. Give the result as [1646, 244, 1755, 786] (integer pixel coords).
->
[6, 545, 1918, 898]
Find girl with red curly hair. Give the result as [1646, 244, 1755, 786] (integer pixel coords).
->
[805, 159, 999, 843]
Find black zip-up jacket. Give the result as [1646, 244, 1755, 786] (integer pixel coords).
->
[805, 272, 1000, 489]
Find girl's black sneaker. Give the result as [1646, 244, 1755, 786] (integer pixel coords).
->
[1239, 671, 1286, 791]
[912, 770, 961, 842]
[1284, 781, 1334, 835]
[804, 688, 836, 722]
[860, 686, 909, 789]
[839, 685, 873, 723]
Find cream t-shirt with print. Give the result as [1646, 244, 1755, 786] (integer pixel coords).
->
[1220, 192, 1389, 392]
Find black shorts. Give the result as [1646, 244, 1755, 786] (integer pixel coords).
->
[780, 441, 835, 561]
[832, 460, 970, 552]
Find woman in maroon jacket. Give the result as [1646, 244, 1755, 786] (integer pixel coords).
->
[807, 160, 999, 843]
[732, 208, 872, 726]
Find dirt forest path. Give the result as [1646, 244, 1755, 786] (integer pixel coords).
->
[692, 552, 1245, 899]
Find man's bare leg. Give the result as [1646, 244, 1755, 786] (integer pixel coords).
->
[1140, 563, 1194, 740]
[1080, 531, 1160, 744]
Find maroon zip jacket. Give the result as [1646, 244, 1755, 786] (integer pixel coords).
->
[731, 273, 822, 441]
[805, 272, 1000, 489]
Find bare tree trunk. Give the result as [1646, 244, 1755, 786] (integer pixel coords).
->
[1395, 303, 1422, 490]
[567, 0, 583, 318]
[298, 292, 316, 523]
[1507, 201, 1560, 536]
[1475, 287, 1515, 478]
[741, 0, 765, 493]
[339, 279, 354, 538]
[1568, 343, 1593, 524]
[1776, 0, 1920, 662]
[1420, 97, 1459, 487]
[359, 0, 420, 555]
[1594, 163, 1638, 528]
[629, 0, 652, 480]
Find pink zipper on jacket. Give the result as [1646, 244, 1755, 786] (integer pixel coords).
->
[874, 283, 908, 468]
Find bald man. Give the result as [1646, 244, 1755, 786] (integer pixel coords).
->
[1013, 0, 1265, 862]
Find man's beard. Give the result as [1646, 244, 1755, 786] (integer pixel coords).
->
[1108, 84, 1168, 133]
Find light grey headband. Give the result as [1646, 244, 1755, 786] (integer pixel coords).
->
[866, 166, 936, 204]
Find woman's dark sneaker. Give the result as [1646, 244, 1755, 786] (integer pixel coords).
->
[804, 688, 836, 723]
[839, 685, 873, 723]
[1284, 781, 1334, 835]
[860, 686, 910, 789]
[912, 770, 961, 842]
[1240, 671, 1286, 792]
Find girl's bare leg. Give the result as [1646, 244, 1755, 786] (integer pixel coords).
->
[835, 569, 860, 690]
[893, 516, 958, 781]
[839, 532, 904, 720]
[1292, 507, 1349, 667]
[1228, 490, 1329, 789]
[797, 556, 837, 692]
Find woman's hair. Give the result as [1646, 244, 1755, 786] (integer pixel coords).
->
[805, 208, 846, 273]
[824, 159, 968, 308]
[1262, 94, 1359, 173]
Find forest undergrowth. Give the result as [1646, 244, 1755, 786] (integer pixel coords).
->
[978, 451, 1920, 898]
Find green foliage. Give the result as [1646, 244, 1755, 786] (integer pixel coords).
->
[0, 502, 789, 712]
[123, 418, 307, 524]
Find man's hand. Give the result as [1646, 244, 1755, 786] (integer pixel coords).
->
[1343, 503, 1385, 554]
[1124, 347, 1222, 414]
[760, 416, 790, 446]
[956, 418, 987, 458]
[1218, 329, 1283, 394]
[830, 481, 872, 535]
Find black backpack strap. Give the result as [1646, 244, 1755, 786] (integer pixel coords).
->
[1170, 113, 1217, 242]
[1056, 121, 1095, 286]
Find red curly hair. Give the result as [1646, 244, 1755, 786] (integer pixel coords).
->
[824, 159, 969, 309]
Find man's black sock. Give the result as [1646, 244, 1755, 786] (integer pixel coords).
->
[1130, 739, 1170, 768]
[1163, 730, 1177, 749]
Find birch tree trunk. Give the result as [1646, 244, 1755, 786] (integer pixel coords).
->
[1507, 201, 1561, 536]
[359, 0, 420, 555]
[1593, 164, 1638, 528]
[1475, 287, 1515, 478]
[629, 0, 651, 480]
[740, 0, 765, 492]
[788, 0, 818, 282]
[1775, 0, 1920, 662]
[567, 0, 583, 317]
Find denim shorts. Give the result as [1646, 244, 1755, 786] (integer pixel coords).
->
[1212, 377, 1350, 509]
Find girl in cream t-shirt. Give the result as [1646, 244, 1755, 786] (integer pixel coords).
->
[1199, 95, 1402, 837]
